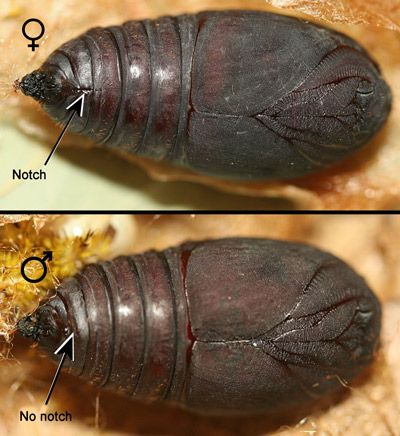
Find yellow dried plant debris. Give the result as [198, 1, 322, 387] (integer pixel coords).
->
[0, 219, 113, 341]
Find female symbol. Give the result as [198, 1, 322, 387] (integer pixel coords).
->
[22, 18, 45, 52]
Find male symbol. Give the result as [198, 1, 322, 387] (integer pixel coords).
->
[20, 251, 52, 283]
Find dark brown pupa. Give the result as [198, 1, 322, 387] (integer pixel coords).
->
[19, 10, 391, 181]
[19, 238, 381, 415]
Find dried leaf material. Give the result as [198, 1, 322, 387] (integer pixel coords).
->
[0, 214, 53, 228]
[269, 0, 400, 31]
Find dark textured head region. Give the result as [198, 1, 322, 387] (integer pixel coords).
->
[19, 68, 71, 106]
[17, 313, 43, 341]
[20, 70, 53, 101]
[17, 301, 70, 359]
